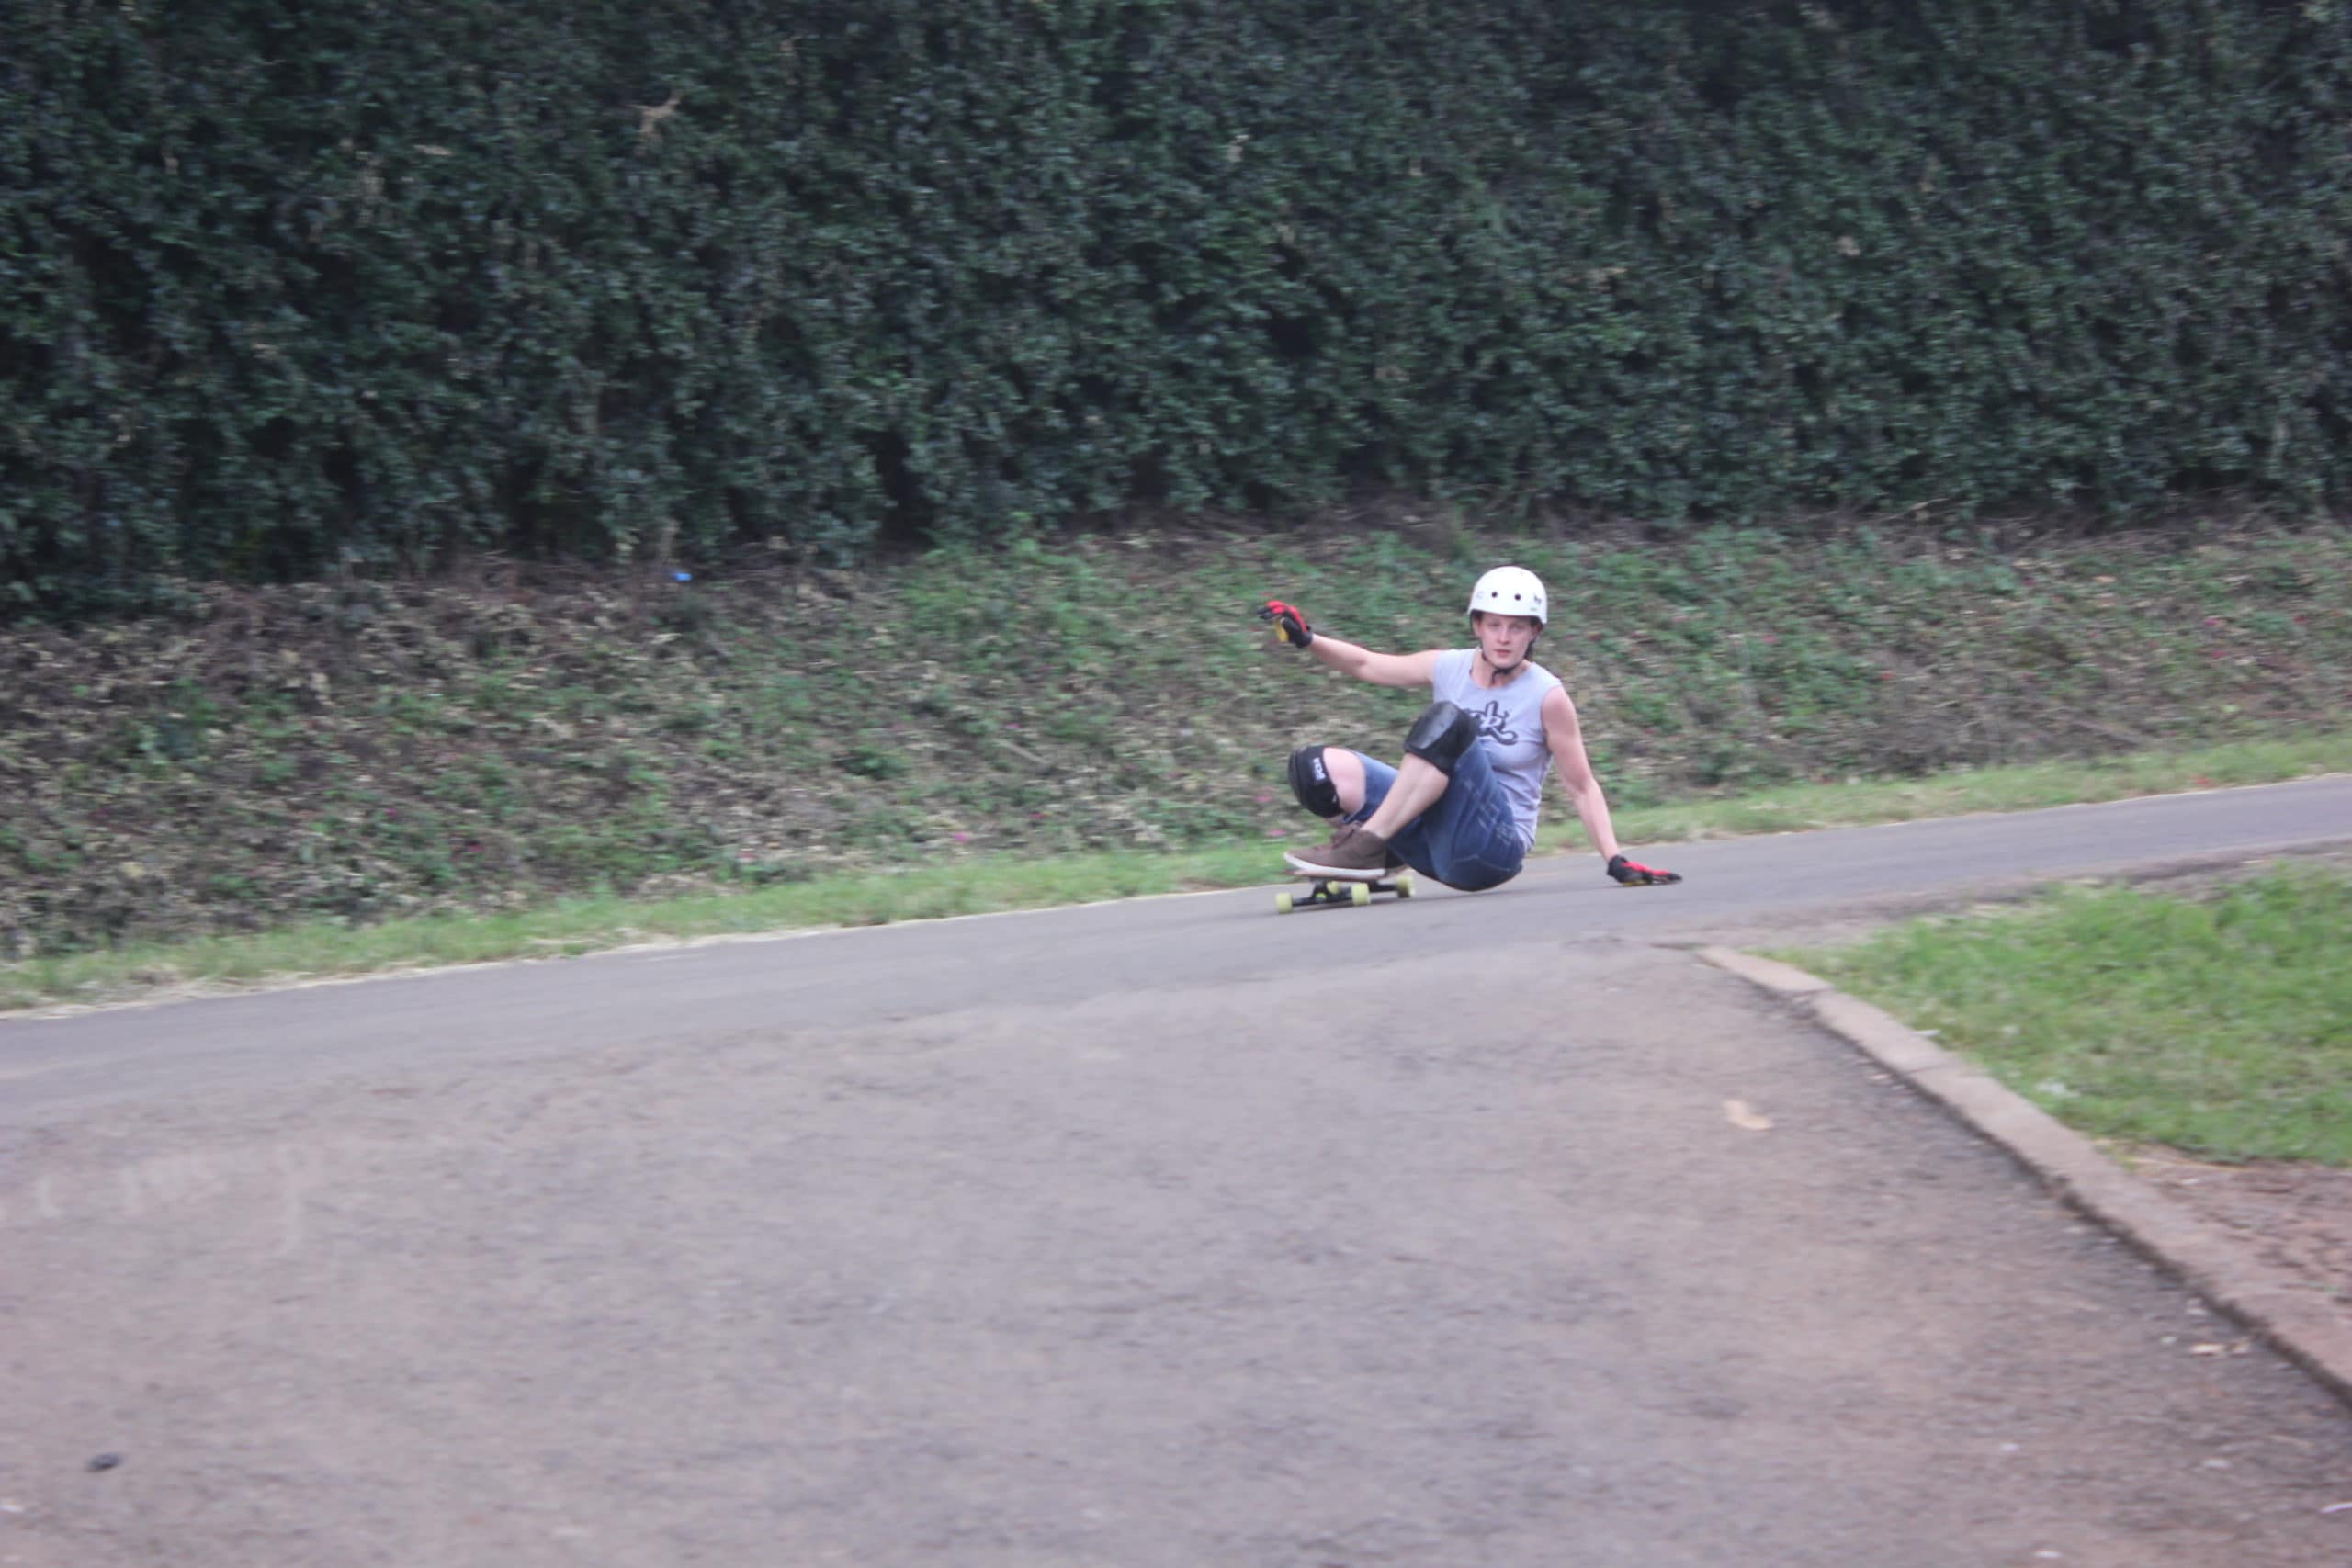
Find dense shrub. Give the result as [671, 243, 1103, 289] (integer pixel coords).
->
[6, 0, 2349, 612]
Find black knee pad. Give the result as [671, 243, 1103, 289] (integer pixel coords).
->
[1403, 701, 1479, 775]
[1287, 745, 1342, 818]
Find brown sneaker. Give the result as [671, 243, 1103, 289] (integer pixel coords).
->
[1283, 822, 1393, 878]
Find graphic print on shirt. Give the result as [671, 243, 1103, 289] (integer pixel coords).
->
[1429, 648, 1559, 853]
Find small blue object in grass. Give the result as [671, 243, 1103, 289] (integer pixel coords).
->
[673, 571, 693, 583]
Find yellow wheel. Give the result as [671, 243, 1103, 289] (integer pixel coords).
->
[1274, 890, 1295, 914]
[1349, 881, 1372, 908]
[1395, 872, 1415, 898]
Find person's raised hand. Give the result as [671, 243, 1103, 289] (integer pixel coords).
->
[1258, 599, 1313, 649]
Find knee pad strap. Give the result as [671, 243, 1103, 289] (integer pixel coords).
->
[1403, 701, 1479, 775]
[1288, 745, 1342, 818]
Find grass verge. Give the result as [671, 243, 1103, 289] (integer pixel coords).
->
[5, 730, 2346, 1015]
[1773, 866, 2352, 1166]
[1548, 728, 2352, 848]
[8, 517, 2351, 957]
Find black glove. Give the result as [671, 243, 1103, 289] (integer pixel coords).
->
[1607, 852, 1682, 886]
[1258, 599, 1313, 649]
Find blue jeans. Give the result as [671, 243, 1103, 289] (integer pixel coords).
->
[1344, 743, 1527, 892]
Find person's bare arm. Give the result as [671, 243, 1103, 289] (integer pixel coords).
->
[1260, 599, 1438, 688]
[1544, 684, 1683, 884]
[1541, 684, 1622, 862]
[1307, 635, 1440, 689]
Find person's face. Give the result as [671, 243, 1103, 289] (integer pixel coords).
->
[1472, 611, 1541, 671]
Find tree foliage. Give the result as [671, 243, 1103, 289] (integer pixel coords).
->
[6, 0, 2349, 611]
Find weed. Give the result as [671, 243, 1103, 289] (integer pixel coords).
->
[841, 744, 910, 781]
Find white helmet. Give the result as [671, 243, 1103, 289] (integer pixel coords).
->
[1467, 565, 1547, 626]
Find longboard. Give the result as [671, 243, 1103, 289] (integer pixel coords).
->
[1274, 867, 1416, 914]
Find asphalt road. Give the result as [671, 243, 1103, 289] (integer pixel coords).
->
[4, 777, 2350, 1566]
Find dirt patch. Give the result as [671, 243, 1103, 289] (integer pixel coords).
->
[2121, 1144, 2352, 1311]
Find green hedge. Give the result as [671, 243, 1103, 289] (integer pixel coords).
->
[6, 0, 2349, 611]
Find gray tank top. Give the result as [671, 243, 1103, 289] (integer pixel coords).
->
[1431, 649, 1560, 851]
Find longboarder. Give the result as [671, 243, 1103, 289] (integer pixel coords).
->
[1261, 566, 1682, 894]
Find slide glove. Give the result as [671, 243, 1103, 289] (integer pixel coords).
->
[1258, 599, 1314, 649]
[1607, 853, 1682, 887]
